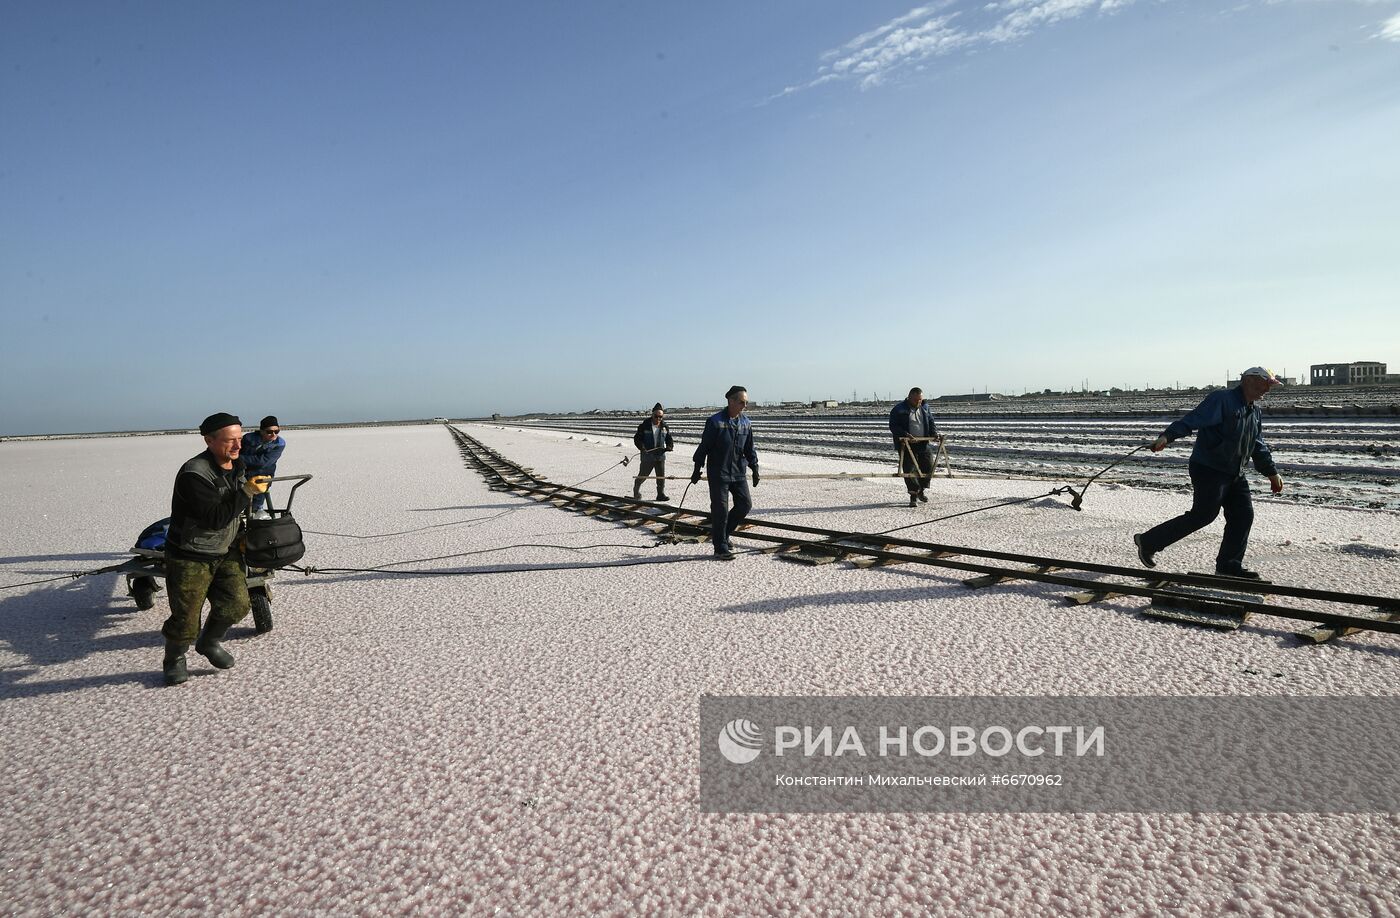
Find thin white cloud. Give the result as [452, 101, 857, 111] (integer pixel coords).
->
[772, 0, 1400, 100]
[775, 0, 1137, 99]
[982, 0, 1110, 44]
[826, 3, 951, 59]
[1379, 10, 1400, 40]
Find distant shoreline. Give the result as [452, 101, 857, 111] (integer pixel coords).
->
[5, 385, 1399, 440]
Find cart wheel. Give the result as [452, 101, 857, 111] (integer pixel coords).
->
[250, 590, 273, 634]
[131, 576, 159, 612]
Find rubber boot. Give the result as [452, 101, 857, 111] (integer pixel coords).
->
[163, 643, 190, 686]
[195, 618, 236, 670]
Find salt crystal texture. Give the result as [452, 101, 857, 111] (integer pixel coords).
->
[1, 423, 1397, 916]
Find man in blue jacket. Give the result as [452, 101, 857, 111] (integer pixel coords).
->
[1134, 368, 1285, 579]
[240, 415, 285, 518]
[889, 388, 942, 508]
[692, 386, 759, 560]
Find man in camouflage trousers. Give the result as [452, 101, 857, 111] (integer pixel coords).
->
[159, 412, 270, 686]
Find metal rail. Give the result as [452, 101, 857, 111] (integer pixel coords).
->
[447, 426, 1400, 637]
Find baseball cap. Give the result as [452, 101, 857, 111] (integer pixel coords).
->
[1240, 367, 1283, 386]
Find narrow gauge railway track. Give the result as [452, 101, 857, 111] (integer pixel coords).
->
[448, 426, 1400, 641]
[506, 416, 1400, 509]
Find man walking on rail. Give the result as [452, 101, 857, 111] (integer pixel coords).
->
[1134, 367, 1285, 579]
[692, 386, 759, 560]
[240, 415, 285, 519]
[632, 403, 674, 501]
[889, 388, 943, 508]
[159, 412, 271, 686]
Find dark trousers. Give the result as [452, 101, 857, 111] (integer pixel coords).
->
[633, 456, 666, 497]
[1140, 463, 1254, 568]
[900, 445, 934, 494]
[160, 549, 250, 644]
[708, 478, 752, 551]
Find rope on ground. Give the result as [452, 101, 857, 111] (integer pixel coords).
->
[0, 572, 92, 591]
[299, 539, 663, 573]
[722, 441, 1146, 557]
[0, 561, 136, 592]
[304, 454, 633, 541]
[1, 441, 1153, 587]
[871, 488, 1076, 538]
[725, 486, 1076, 559]
[288, 549, 714, 579]
[303, 508, 537, 541]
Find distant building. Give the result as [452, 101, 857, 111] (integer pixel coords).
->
[1310, 362, 1387, 386]
[810, 400, 840, 408]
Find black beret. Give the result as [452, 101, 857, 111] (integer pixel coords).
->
[199, 412, 241, 435]
[260, 416, 279, 429]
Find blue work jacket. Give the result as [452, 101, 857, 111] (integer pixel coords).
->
[693, 411, 758, 483]
[240, 432, 285, 475]
[1163, 387, 1277, 479]
[633, 419, 674, 455]
[889, 401, 940, 448]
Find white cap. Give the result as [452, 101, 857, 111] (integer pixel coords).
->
[1240, 367, 1283, 386]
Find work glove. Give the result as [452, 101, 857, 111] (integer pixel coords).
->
[691, 468, 703, 484]
[243, 475, 271, 497]
[1150, 436, 1169, 452]
[751, 470, 760, 487]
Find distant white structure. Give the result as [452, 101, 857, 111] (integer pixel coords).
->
[1311, 362, 1386, 386]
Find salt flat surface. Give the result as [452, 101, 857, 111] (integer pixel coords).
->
[2, 423, 1398, 916]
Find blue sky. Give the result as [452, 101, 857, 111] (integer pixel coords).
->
[3, 0, 1398, 434]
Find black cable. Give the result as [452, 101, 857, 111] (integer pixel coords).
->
[288, 551, 714, 579]
[1, 451, 639, 591]
[871, 487, 1074, 538]
[302, 506, 540, 540]
[0, 439, 1087, 589]
[0, 560, 136, 592]
[725, 487, 1074, 560]
[0, 572, 89, 591]
[303, 453, 630, 541]
[668, 479, 696, 540]
[569, 457, 632, 489]
[339, 540, 661, 570]
[1068, 442, 1151, 510]
[1, 537, 670, 591]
